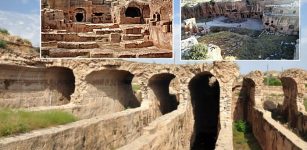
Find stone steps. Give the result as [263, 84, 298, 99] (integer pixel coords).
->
[120, 40, 153, 49]
[57, 42, 99, 49]
[122, 34, 143, 41]
[78, 33, 109, 42]
[122, 27, 142, 34]
[93, 28, 122, 35]
[85, 23, 119, 32]
[48, 48, 92, 57]
[41, 41, 57, 47]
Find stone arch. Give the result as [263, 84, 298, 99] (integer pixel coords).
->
[46, 67, 75, 101]
[0, 65, 75, 108]
[280, 77, 299, 127]
[188, 72, 220, 149]
[241, 78, 256, 123]
[85, 69, 140, 111]
[74, 8, 86, 22]
[125, 7, 141, 18]
[148, 73, 178, 115]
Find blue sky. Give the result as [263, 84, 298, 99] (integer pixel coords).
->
[0, 0, 306, 74]
[0, 0, 40, 14]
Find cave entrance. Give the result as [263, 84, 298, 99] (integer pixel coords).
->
[76, 13, 84, 22]
[149, 73, 178, 115]
[125, 7, 141, 18]
[189, 72, 220, 150]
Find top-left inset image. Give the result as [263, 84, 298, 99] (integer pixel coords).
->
[41, 0, 173, 58]
[0, 1, 40, 57]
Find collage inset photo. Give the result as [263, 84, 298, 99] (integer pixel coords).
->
[181, 0, 300, 60]
[41, 0, 173, 58]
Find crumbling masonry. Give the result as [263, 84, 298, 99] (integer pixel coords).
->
[181, 0, 299, 35]
[0, 52, 306, 149]
[41, 0, 173, 58]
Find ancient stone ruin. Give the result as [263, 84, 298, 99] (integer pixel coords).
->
[41, 0, 173, 58]
[0, 49, 306, 149]
[181, 0, 300, 60]
[182, 0, 299, 35]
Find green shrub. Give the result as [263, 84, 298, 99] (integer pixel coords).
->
[0, 40, 7, 48]
[264, 77, 282, 86]
[184, 44, 208, 60]
[234, 120, 248, 133]
[132, 84, 141, 92]
[0, 28, 9, 35]
[0, 108, 77, 137]
[233, 121, 261, 150]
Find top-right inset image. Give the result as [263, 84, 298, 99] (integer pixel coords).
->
[181, 0, 300, 60]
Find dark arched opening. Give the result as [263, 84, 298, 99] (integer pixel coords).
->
[85, 70, 140, 109]
[189, 72, 220, 150]
[46, 67, 75, 101]
[148, 73, 178, 115]
[125, 7, 141, 18]
[76, 13, 84, 22]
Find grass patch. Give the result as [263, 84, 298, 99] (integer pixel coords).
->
[263, 77, 282, 86]
[0, 40, 7, 48]
[182, 44, 208, 60]
[132, 84, 141, 92]
[0, 28, 9, 35]
[198, 30, 297, 60]
[0, 108, 77, 137]
[233, 120, 261, 150]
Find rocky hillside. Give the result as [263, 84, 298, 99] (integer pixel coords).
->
[0, 28, 39, 57]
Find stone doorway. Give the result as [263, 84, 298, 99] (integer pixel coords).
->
[148, 73, 178, 115]
[189, 72, 220, 150]
[76, 13, 84, 22]
[125, 7, 141, 18]
[74, 8, 86, 22]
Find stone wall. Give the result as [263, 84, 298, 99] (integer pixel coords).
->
[0, 65, 74, 108]
[181, 1, 263, 20]
[0, 107, 154, 150]
[280, 69, 307, 138]
[1, 55, 305, 149]
[242, 71, 306, 150]
[0, 56, 240, 149]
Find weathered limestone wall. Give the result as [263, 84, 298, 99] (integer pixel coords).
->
[149, 24, 172, 50]
[0, 65, 74, 108]
[0, 107, 154, 150]
[181, 1, 263, 20]
[82, 69, 140, 115]
[149, 0, 173, 50]
[251, 108, 306, 150]
[111, 0, 150, 24]
[280, 69, 307, 137]
[119, 62, 239, 150]
[243, 71, 306, 150]
[0, 57, 239, 150]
